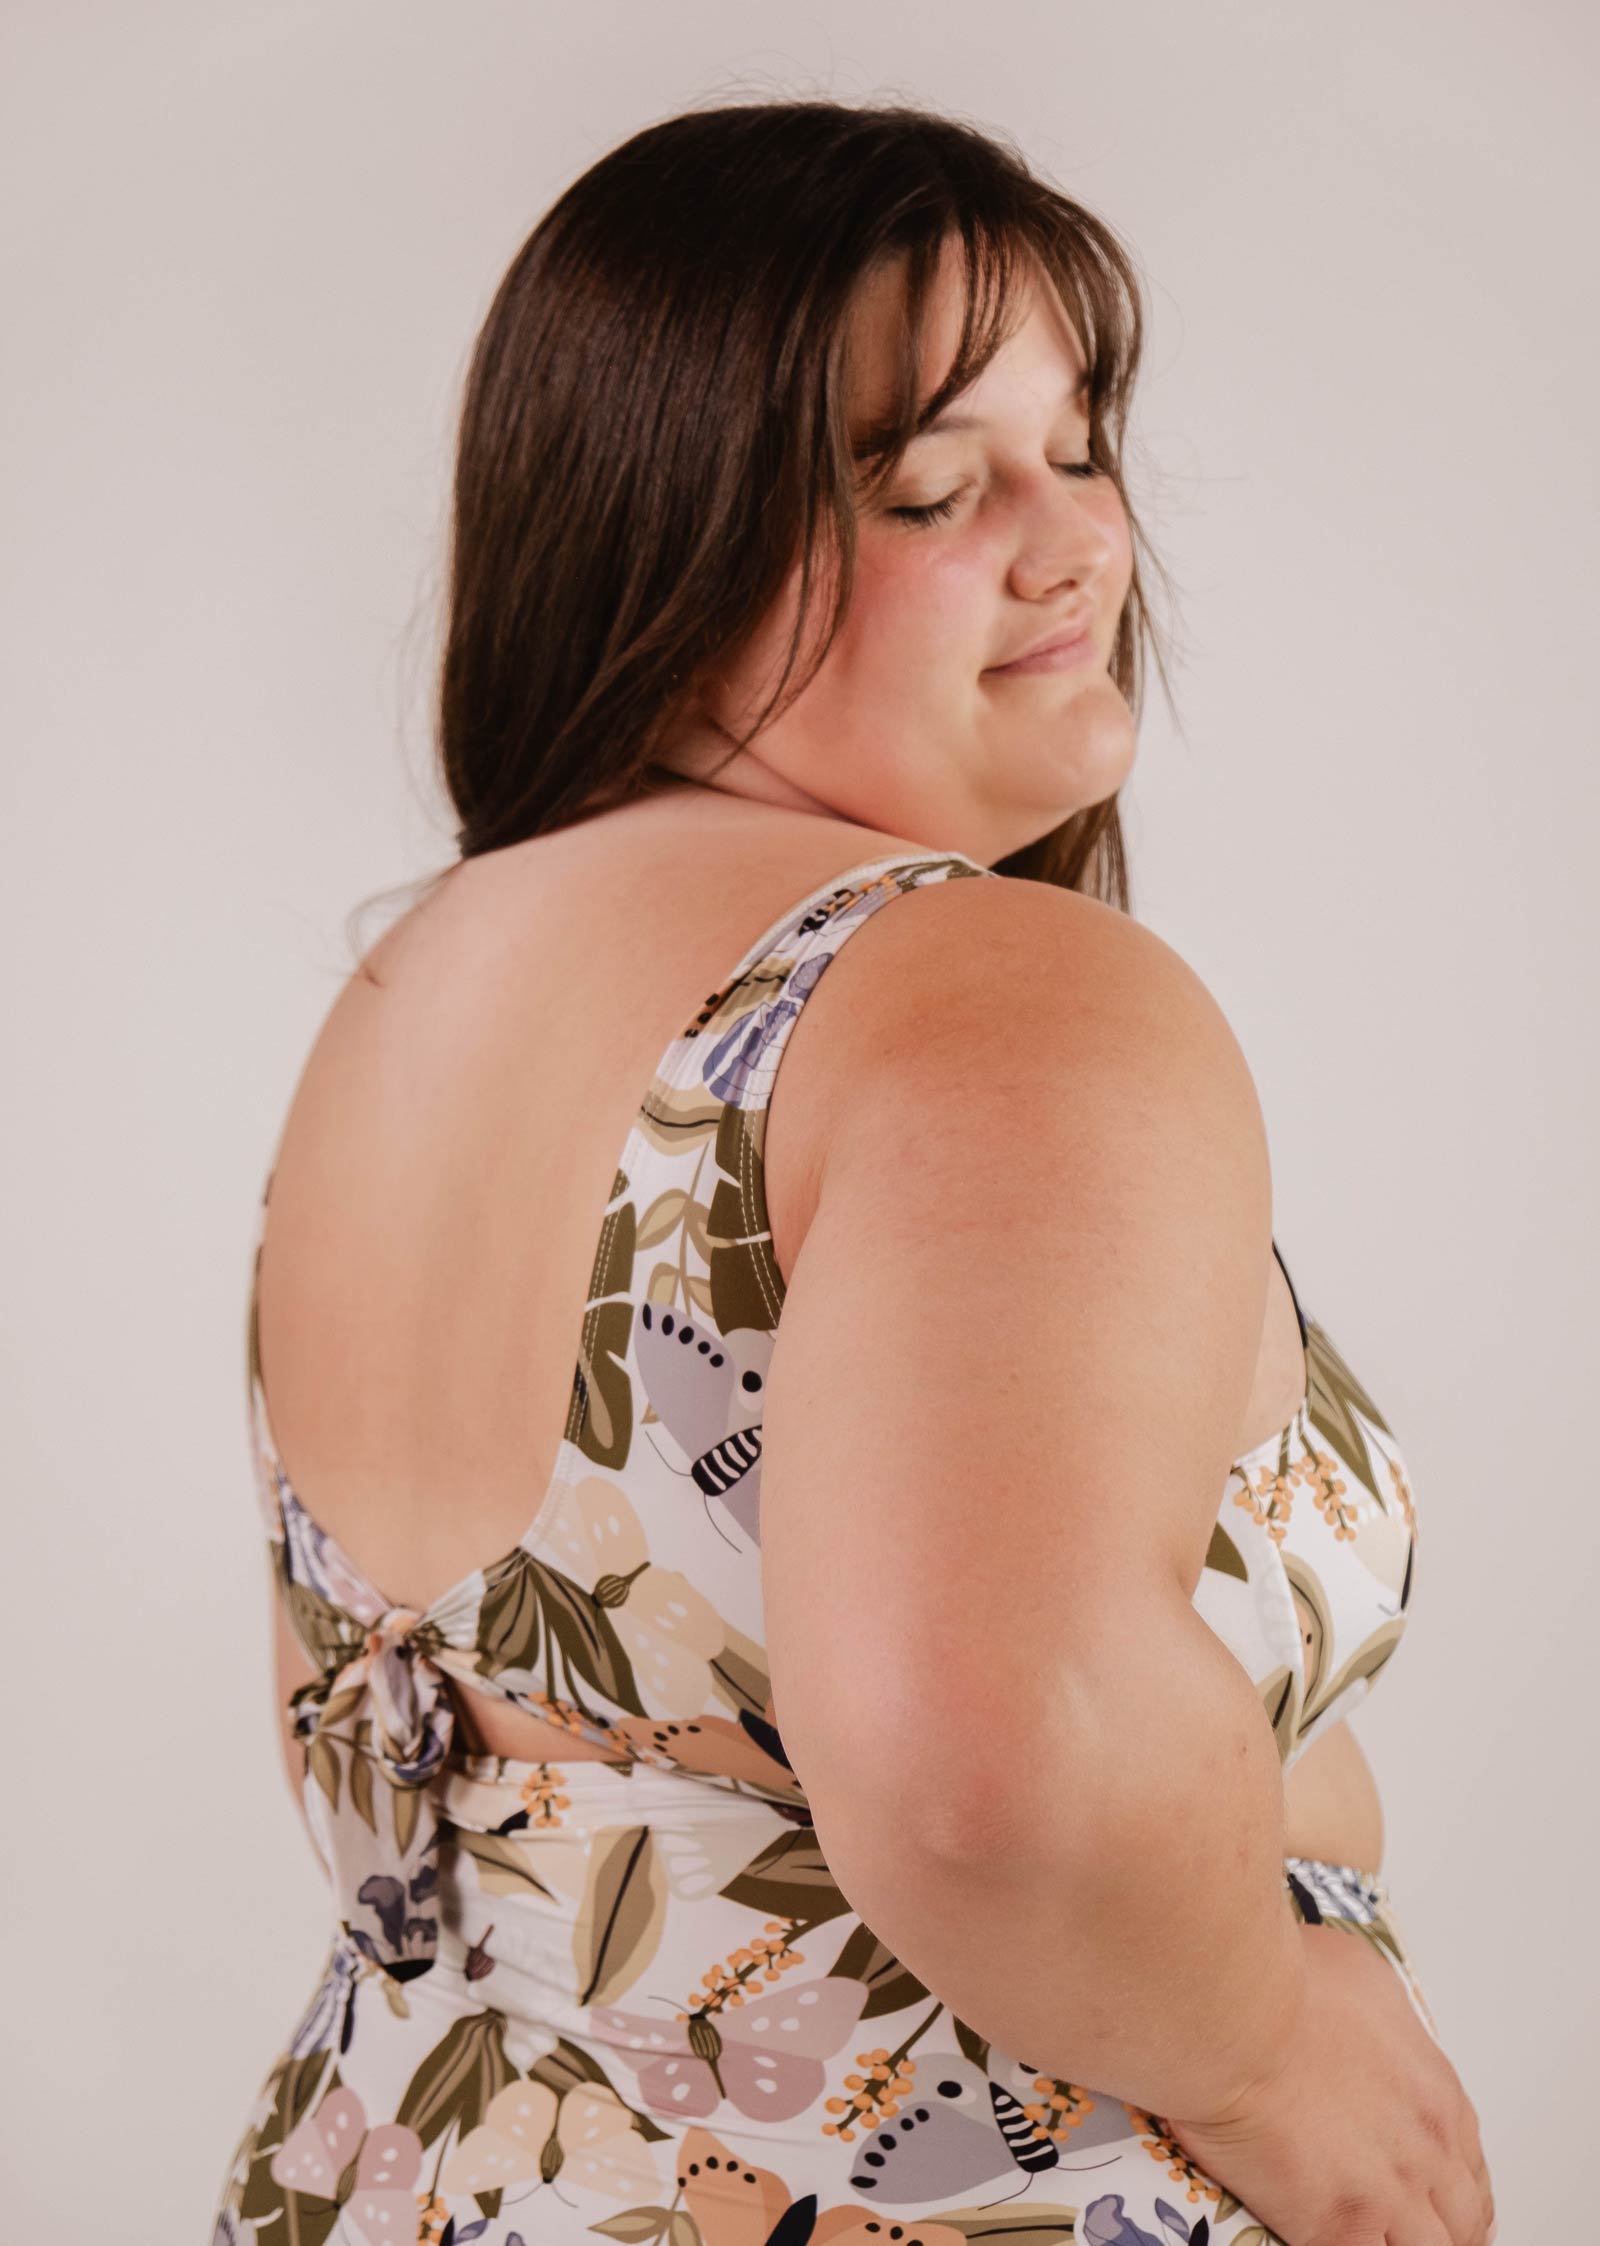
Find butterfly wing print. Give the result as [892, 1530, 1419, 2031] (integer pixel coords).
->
[702, 946, 834, 1112]
[440, 2077, 663, 2204]
[837, 2050, 1057, 2202]
[438, 2075, 552, 2198]
[590, 1969, 866, 2124]
[843, 2046, 1151, 2204]
[554, 2081, 673, 2199]
[672, 2123, 1094, 2246]
[634, 1300, 774, 1546]
[675, 2122, 971, 2246]
[270, 2084, 425, 2246]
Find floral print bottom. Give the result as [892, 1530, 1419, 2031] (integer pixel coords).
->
[210, 1749, 1439, 2246]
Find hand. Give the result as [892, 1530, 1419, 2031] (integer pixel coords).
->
[1164, 1921, 1497, 2246]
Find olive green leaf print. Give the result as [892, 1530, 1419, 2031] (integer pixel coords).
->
[1204, 1519, 1250, 1582]
[271, 1534, 364, 1673]
[1304, 1316, 1395, 1506]
[830, 1919, 936, 2023]
[575, 1823, 667, 2008]
[720, 1823, 862, 1933]
[450, 1824, 562, 1901]
[1260, 1662, 1300, 1761]
[394, 2005, 519, 2148]
[567, 1164, 639, 1470]
[474, 1545, 645, 1717]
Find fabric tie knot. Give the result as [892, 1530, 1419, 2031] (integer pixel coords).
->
[291, 1605, 460, 1983]
[350, 1606, 453, 1787]
[365, 1603, 424, 1654]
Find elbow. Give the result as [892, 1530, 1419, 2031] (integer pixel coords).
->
[796, 1596, 1256, 1882]
[791, 1675, 1102, 1878]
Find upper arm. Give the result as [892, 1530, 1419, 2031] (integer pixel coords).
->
[758, 879, 1272, 1840]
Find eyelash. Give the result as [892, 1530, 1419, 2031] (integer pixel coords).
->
[889, 460, 1104, 529]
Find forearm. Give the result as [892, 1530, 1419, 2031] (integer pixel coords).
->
[810, 1592, 1306, 2123]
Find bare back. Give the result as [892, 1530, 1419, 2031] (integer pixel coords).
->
[253, 789, 1370, 1863]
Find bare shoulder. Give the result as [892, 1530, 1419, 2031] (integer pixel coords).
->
[786, 871, 1271, 1356]
[769, 871, 1264, 1266]
[894, 866, 1240, 1060]
[853, 871, 1248, 1072]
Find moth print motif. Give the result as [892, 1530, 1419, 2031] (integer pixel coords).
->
[634, 1301, 774, 1546]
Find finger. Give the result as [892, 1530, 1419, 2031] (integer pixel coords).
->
[1394, 2207, 1455, 2246]
[1474, 2154, 1497, 2237]
[1429, 2171, 1491, 2246]
[1453, 2093, 1496, 2232]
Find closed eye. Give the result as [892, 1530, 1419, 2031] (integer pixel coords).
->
[889, 460, 1103, 529]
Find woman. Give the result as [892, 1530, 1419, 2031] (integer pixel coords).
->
[213, 99, 1495, 2246]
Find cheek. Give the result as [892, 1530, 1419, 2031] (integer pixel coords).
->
[838, 489, 1135, 683]
[850, 536, 988, 651]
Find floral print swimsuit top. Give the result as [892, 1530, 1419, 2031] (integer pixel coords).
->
[247, 849, 1422, 1994]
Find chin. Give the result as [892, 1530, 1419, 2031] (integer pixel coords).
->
[1040, 692, 1137, 810]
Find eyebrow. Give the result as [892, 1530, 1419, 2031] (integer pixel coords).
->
[865, 366, 1091, 453]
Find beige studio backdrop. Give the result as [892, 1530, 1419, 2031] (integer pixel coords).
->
[3, 2, 1595, 2236]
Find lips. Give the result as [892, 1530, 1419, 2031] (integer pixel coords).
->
[991, 614, 1095, 669]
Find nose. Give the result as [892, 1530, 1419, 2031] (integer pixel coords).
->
[1009, 475, 1114, 604]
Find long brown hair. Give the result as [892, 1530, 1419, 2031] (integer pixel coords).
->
[349, 97, 1177, 973]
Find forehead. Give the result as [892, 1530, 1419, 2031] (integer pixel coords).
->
[844, 241, 1088, 449]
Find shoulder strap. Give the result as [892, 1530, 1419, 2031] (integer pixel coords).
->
[626, 848, 993, 1343]
[673, 847, 992, 1110]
